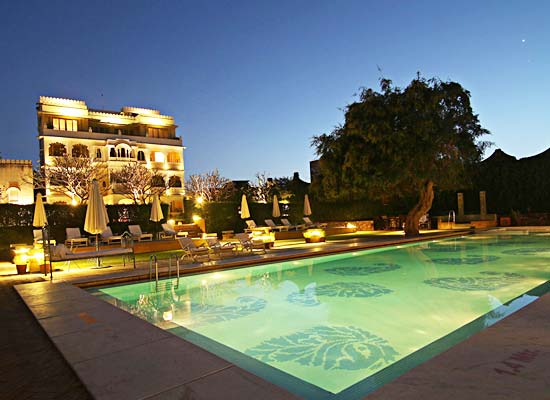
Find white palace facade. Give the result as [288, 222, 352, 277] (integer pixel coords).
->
[37, 96, 185, 213]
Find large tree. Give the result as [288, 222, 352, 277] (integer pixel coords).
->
[313, 76, 491, 236]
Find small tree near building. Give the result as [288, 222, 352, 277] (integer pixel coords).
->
[111, 162, 167, 204]
[33, 156, 110, 204]
[185, 169, 233, 201]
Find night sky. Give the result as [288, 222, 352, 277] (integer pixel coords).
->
[1, 0, 548, 181]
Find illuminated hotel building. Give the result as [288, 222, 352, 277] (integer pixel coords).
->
[37, 96, 185, 212]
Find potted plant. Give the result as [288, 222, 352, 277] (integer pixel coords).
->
[11, 246, 31, 274]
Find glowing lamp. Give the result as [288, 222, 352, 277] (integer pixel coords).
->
[303, 229, 326, 243]
[192, 215, 201, 222]
[162, 310, 173, 321]
[196, 196, 204, 205]
[346, 222, 357, 229]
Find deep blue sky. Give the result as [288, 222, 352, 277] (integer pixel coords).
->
[1, 0, 549, 181]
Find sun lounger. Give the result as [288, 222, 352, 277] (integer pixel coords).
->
[100, 227, 123, 245]
[245, 220, 271, 233]
[303, 217, 328, 229]
[160, 223, 176, 240]
[264, 219, 289, 232]
[235, 233, 266, 254]
[33, 229, 45, 244]
[205, 237, 237, 258]
[50, 243, 135, 269]
[65, 227, 88, 247]
[128, 225, 153, 241]
[281, 218, 305, 231]
[177, 237, 211, 262]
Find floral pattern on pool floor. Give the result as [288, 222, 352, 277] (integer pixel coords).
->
[424, 271, 524, 291]
[180, 296, 267, 325]
[287, 282, 392, 306]
[324, 263, 401, 276]
[421, 244, 480, 252]
[245, 325, 399, 371]
[428, 255, 500, 265]
[501, 248, 550, 256]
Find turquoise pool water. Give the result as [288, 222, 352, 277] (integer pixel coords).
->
[93, 230, 550, 399]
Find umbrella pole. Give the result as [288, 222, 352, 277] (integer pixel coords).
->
[42, 226, 47, 277]
[95, 233, 100, 267]
[45, 226, 53, 281]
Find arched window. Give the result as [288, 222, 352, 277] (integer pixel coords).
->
[96, 149, 102, 159]
[48, 142, 67, 157]
[168, 176, 182, 187]
[109, 148, 116, 158]
[151, 175, 166, 187]
[116, 145, 131, 158]
[71, 144, 89, 158]
[6, 187, 20, 204]
[137, 151, 145, 161]
[167, 152, 180, 163]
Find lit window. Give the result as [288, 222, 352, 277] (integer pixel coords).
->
[154, 152, 165, 162]
[7, 187, 20, 204]
[167, 152, 180, 163]
[53, 118, 77, 131]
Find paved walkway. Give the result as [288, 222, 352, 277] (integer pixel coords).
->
[0, 275, 91, 400]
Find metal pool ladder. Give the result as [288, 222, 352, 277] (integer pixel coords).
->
[149, 254, 181, 289]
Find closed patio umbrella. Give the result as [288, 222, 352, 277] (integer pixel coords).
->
[33, 193, 48, 228]
[272, 195, 281, 218]
[33, 194, 52, 279]
[84, 179, 109, 266]
[150, 194, 163, 222]
[150, 194, 164, 240]
[304, 194, 312, 216]
[240, 194, 250, 219]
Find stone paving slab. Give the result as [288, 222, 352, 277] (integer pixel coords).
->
[51, 312, 172, 364]
[38, 302, 136, 337]
[145, 365, 303, 400]
[72, 336, 231, 400]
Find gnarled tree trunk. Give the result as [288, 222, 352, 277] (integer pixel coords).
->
[404, 180, 434, 237]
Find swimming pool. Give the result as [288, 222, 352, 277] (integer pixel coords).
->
[92, 230, 550, 399]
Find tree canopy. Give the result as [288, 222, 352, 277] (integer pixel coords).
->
[312, 75, 491, 235]
[33, 156, 109, 204]
[110, 162, 166, 204]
